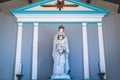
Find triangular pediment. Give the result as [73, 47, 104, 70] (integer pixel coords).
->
[10, 0, 108, 14]
[26, 0, 93, 11]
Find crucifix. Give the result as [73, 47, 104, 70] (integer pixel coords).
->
[41, 0, 78, 11]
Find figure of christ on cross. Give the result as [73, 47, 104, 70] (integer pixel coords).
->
[41, 0, 78, 11]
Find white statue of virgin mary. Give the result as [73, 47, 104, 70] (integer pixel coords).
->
[51, 25, 70, 79]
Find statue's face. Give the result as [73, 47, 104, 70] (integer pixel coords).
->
[59, 28, 64, 33]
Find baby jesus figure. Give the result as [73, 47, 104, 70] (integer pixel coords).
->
[56, 35, 66, 55]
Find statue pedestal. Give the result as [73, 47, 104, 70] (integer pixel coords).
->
[48, 79, 72, 80]
[50, 74, 72, 80]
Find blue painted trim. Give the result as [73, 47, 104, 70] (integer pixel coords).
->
[11, 10, 108, 14]
[48, 79, 72, 80]
[83, 78, 108, 80]
[48, 77, 72, 80]
[84, 78, 91, 80]
[97, 22, 102, 23]
[104, 78, 108, 80]
[10, 0, 109, 15]
[17, 21, 102, 24]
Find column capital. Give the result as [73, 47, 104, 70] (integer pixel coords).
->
[82, 23, 87, 26]
[18, 23, 23, 26]
[97, 22, 102, 26]
[33, 23, 39, 26]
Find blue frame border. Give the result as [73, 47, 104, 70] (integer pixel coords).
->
[11, 10, 108, 14]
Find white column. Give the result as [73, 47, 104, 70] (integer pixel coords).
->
[82, 23, 90, 79]
[32, 23, 39, 80]
[14, 23, 23, 80]
[97, 23, 106, 78]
